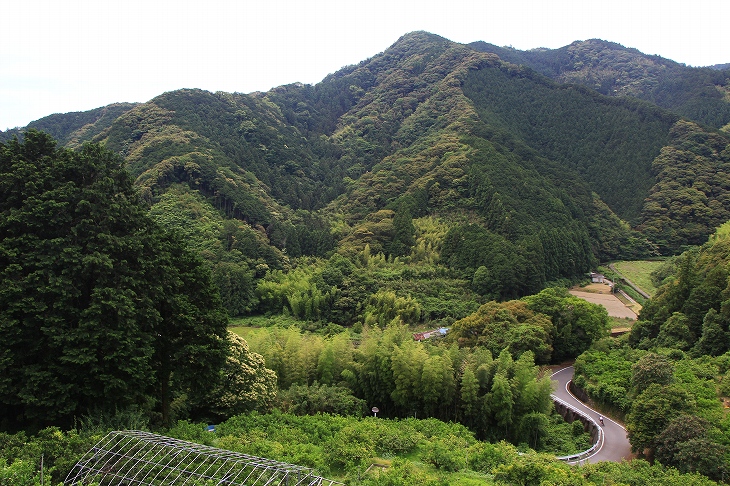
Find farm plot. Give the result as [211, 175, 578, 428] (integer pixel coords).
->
[569, 289, 638, 320]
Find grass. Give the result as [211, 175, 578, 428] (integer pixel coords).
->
[229, 315, 304, 328]
[608, 316, 634, 331]
[610, 260, 665, 297]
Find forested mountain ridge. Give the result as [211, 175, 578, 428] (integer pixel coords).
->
[0, 102, 138, 147]
[469, 38, 730, 129]
[2, 32, 730, 301]
[6, 32, 730, 483]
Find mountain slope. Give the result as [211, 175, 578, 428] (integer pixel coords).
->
[461, 61, 678, 221]
[3, 32, 730, 296]
[470, 39, 730, 129]
[0, 103, 138, 147]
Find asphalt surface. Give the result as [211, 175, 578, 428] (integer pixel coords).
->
[551, 366, 633, 463]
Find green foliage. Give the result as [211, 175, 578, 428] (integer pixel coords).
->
[524, 287, 610, 362]
[1, 409, 722, 485]
[76, 406, 150, 436]
[462, 59, 677, 223]
[467, 440, 519, 474]
[421, 435, 470, 471]
[241, 323, 559, 447]
[655, 415, 728, 480]
[492, 452, 576, 486]
[148, 184, 223, 254]
[540, 413, 592, 456]
[573, 346, 636, 414]
[363, 291, 423, 327]
[359, 457, 441, 485]
[638, 120, 730, 253]
[0, 457, 40, 486]
[10, 34, 729, 319]
[366, 419, 426, 456]
[630, 353, 674, 393]
[471, 38, 730, 129]
[448, 300, 553, 363]
[0, 131, 230, 430]
[441, 224, 527, 300]
[256, 264, 336, 320]
[277, 383, 366, 417]
[107, 88, 343, 212]
[0, 102, 138, 146]
[242, 326, 325, 389]
[575, 339, 729, 475]
[630, 236, 730, 353]
[448, 288, 609, 365]
[7, 32, 730, 485]
[0, 427, 98, 485]
[694, 309, 730, 357]
[324, 425, 376, 472]
[584, 459, 720, 486]
[627, 383, 697, 456]
[206, 332, 277, 420]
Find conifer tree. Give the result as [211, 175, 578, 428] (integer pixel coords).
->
[0, 131, 230, 430]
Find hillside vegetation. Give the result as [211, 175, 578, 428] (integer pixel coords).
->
[0, 102, 138, 147]
[573, 227, 730, 480]
[470, 38, 730, 129]
[4, 31, 730, 484]
[611, 260, 666, 297]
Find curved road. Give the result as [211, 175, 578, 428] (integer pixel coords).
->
[551, 366, 632, 463]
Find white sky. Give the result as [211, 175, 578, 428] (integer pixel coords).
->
[1, 0, 728, 130]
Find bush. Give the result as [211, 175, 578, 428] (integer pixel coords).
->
[467, 441, 519, 474]
[0, 458, 39, 486]
[406, 418, 475, 441]
[421, 435, 469, 472]
[277, 383, 366, 417]
[323, 426, 375, 472]
[369, 421, 424, 456]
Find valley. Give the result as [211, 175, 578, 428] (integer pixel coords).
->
[1, 31, 730, 485]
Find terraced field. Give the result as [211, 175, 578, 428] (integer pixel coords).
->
[611, 260, 665, 297]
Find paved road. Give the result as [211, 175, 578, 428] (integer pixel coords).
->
[551, 366, 632, 463]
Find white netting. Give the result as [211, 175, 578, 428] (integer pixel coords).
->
[65, 430, 342, 485]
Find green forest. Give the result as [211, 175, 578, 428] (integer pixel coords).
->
[2, 31, 730, 485]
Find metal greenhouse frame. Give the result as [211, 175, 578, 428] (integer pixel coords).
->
[65, 430, 344, 485]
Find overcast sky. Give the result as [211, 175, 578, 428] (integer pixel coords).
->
[1, 0, 728, 130]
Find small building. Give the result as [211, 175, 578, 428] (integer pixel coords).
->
[413, 327, 449, 341]
[590, 272, 605, 283]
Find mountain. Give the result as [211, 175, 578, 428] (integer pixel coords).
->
[0, 102, 138, 147]
[3, 31, 730, 308]
[469, 39, 730, 129]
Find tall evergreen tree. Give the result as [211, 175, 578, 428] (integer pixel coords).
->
[0, 131, 229, 430]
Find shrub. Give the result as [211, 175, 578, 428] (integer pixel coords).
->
[421, 435, 469, 472]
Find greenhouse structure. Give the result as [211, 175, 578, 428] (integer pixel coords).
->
[65, 430, 343, 485]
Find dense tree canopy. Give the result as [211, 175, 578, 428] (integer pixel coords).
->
[0, 131, 233, 430]
[638, 121, 730, 253]
[469, 39, 730, 129]
[6, 30, 730, 485]
[630, 234, 730, 353]
[447, 288, 609, 364]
